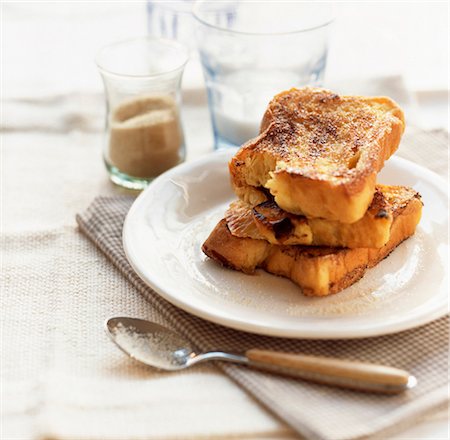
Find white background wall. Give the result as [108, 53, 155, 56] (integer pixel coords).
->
[3, 1, 449, 98]
[328, 1, 449, 90]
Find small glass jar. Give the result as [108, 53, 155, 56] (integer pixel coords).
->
[96, 37, 188, 190]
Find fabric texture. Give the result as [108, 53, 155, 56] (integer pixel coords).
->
[2, 227, 289, 440]
[75, 129, 449, 440]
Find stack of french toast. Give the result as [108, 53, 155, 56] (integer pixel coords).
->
[202, 88, 423, 296]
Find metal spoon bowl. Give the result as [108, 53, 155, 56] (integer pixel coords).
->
[106, 317, 247, 371]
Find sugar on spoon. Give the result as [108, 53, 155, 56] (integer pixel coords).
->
[105, 317, 417, 394]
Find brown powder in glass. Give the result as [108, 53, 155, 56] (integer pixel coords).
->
[108, 95, 184, 178]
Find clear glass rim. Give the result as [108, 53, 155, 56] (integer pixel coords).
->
[96, 36, 189, 79]
[192, 1, 335, 36]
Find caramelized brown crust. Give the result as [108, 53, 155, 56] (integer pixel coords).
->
[225, 185, 422, 248]
[229, 87, 405, 223]
[202, 196, 421, 296]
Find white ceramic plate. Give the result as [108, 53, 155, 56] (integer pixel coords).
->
[123, 150, 449, 339]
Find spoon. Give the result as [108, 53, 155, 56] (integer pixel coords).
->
[105, 317, 417, 394]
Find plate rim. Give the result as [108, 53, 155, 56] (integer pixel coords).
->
[123, 150, 449, 339]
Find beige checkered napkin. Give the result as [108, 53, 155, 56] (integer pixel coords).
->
[76, 198, 448, 440]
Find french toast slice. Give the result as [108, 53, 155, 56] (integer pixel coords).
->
[229, 87, 405, 223]
[202, 195, 421, 296]
[225, 185, 422, 249]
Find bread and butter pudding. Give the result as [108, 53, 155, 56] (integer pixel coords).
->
[229, 87, 405, 223]
[202, 87, 421, 297]
[203, 195, 421, 296]
[225, 185, 422, 249]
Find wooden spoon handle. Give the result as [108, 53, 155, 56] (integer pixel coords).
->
[245, 349, 416, 394]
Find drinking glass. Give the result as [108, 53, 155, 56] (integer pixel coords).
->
[147, 0, 197, 53]
[193, 1, 334, 149]
[96, 37, 188, 190]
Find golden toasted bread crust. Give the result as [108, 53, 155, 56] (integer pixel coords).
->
[202, 196, 421, 296]
[225, 185, 422, 248]
[202, 220, 269, 274]
[229, 87, 405, 222]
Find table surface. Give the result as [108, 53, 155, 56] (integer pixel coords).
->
[3, 3, 449, 439]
